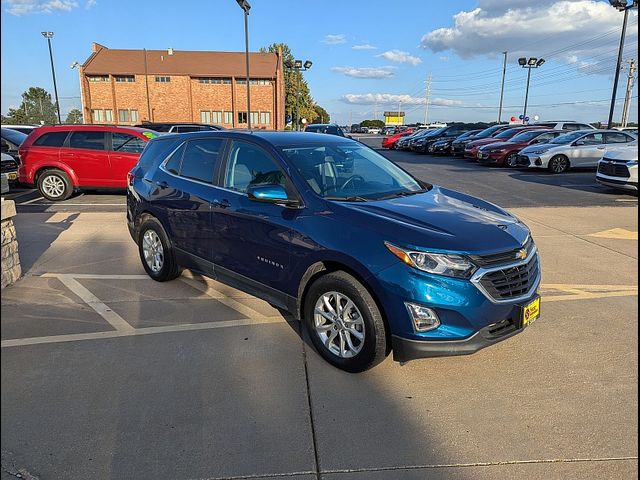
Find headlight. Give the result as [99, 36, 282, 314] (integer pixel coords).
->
[385, 242, 477, 279]
[529, 148, 549, 154]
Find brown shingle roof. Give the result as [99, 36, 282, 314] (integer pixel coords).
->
[82, 45, 280, 78]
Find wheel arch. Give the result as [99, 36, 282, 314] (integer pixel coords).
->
[35, 163, 79, 187]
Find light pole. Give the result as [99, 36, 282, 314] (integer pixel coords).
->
[607, 0, 638, 128]
[284, 59, 312, 131]
[42, 31, 62, 124]
[236, 0, 252, 129]
[518, 57, 545, 123]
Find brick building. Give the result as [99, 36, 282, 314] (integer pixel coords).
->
[78, 43, 285, 129]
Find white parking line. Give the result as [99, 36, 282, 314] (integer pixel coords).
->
[19, 196, 45, 205]
[1, 317, 284, 348]
[18, 203, 125, 206]
[55, 274, 134, 332]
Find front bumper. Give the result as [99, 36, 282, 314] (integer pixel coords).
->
[392, 314, 528, 362]
[477, 151, 506, 165]
[596, 174, 638, 191]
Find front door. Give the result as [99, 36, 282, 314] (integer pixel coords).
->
[570, 132, 604, 167]
[62, 130, 111, 186]
[109, 132, 148, 187]
[212, 139, 297, 295]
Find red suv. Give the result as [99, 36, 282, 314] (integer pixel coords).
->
[381, 128, 414, 149]
[18, 125, 157, 200]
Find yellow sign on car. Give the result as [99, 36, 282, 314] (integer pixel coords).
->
[522, 297, 541, 326]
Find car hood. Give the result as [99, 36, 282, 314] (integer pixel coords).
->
[519, 142, 563, 154]
[481, 141, 524, 151]
[333, 186, 529, 254]
[466, 138, 503, 148]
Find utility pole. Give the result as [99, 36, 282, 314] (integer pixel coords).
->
[621, 59, 636, 128]
[423, 72, 432, 126]
[498, 51, 507, 123]
[348, 110, 352, 128]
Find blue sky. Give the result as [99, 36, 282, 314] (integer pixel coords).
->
[1, 0, 637, 125]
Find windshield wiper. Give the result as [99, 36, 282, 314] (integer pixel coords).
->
[325, 196, 369, 202]
[377, 189, 427, 200]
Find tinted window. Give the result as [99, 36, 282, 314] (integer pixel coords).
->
[33, 131, 69, 147]
[136, 137, 181, 171]
[580, 133, 603, 145]
[112, 133, 146, 153]
[174, 126, 202, 133]
[69, 131, 106, 150]
[224, 141, 284, 193]
[327, 126, 344, 136]
[1, 128, 28, 146]
[606, 132, 632, 144]
[164, 143, 186, 175]
[179, 139, 224, 184]
[563, 123, 583, 131]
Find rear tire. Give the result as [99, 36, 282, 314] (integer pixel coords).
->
[548, 155, 570, 174]
[303, 271, 388, 372]
[137, 217, 181, 282]
[37, 169, 72, 201]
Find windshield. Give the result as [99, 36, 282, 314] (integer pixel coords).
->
[281, 143, 424, 201]
[1, 128, 28, 146]
[510, 130, 547, 143]
[475, 125, 505, 138]
[551, 131, 585, 144]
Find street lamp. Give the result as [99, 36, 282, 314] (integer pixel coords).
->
[236, 0, 252, 129]
[607, 0, 638, 128]
[284, 59, 312, 131]
[518, 57, 545, 123]
[41, 31, 62, 124]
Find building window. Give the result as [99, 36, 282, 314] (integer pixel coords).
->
[118, 109, 138, 123]
[259, 112, 271, 125]
[155, 76, 171, 83]
[236, 79, 270, 85]
[250, 111, 259, 125]
[223, 111, 233, 124]
[212, 111, 222, 124]
[236, 79, 246, 85]
[115, 75, 135, 83]
[200, 111, 211, 124]
[237, 112, 248, 124]
[91, 109, 113, 123]
[196, 77, 231, 84]
[87, 75, 109, 82]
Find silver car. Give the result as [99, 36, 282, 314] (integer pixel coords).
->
[596, 145, 638, 192]
[517, 129, 637, 173]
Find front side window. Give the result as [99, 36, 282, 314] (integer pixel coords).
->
[580, 133, 604, 145]
[281, 143, 423, 200]
[224, 141, 285, 193]
[179, 139, 224, 184]
[33, 131, 69, 147]
[112, 132, 146, 153]
[69, 131, 106, 151]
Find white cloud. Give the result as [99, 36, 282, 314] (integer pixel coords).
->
[322, 34, 346, 45]
[352, 43, 377, 50]
[341, 93, 462, 107]
[331, 67, 395, 79]
[5, 0, 78, 15]
[86, 0, 96, 8]
[420, 0, 638, 64]
[377, 50, 422, 66]
[439, 56, 450, 62]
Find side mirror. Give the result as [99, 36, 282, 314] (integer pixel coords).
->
[247, 185, 300, 208]
[574, 140, 585, 146]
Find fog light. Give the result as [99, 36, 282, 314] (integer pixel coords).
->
[535, 158, 542, 166]
[405, 302, 440, 332]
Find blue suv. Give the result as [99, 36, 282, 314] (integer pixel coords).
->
[127, 131, 541, 372]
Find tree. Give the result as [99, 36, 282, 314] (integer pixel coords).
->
[360, 119, 385, 128]
[260, 42, 317, 129]
[65, 108, 83, 124]
[314, 104, 330, 124]
[4, 87, 58, 125]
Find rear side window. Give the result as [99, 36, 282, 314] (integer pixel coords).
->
[136, 138, 181, 171]
[179, 138, 224, 184]
[174, 126, 202, 133]
[33, 131, 69, 147]
[164, 143, 186, 175]
[69, 131, 106, 150]
[112, 132, 146, 153]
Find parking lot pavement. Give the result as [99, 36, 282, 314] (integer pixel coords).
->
[1, 157, 638, 479]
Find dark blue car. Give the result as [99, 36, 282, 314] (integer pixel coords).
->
[127, 131, 541, 372]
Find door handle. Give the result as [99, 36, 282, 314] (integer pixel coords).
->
[212, 199, 231, 209]
[155, 180, 169, 189]
[596, 146, 605, 150]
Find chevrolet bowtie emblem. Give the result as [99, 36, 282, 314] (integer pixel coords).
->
[516, 249, 527, 260]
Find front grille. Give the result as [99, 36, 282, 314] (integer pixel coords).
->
[484, 318, 517, 339]
[479, 254, 540, 301]
[470, 236, 535, 267]
[598, 162, 630, 178]
[1, 159, 18, 173]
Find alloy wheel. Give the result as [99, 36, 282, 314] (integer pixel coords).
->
[313, 291, 366, 358]
[142, 229, 164, 273]
[41, 175, 65, 199]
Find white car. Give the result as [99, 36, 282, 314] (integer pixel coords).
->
[533, 120, 595, 131]
[367, 127, 381, 135]
[0, 124, 39, 135]
[596, 146, 638, 192]
[516, 129, 637, 173]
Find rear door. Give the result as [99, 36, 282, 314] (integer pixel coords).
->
[109, 132, 147, 186]
[62, 131, 111, 186]
[150, 137, 226, 263]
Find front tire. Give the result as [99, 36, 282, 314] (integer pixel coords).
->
[137, 217, 181, 282]
[303, 271, 388, 372]
[505, 152, 519, 167]
[37, 169, 73, 201]
[548, 155, 570, 174]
